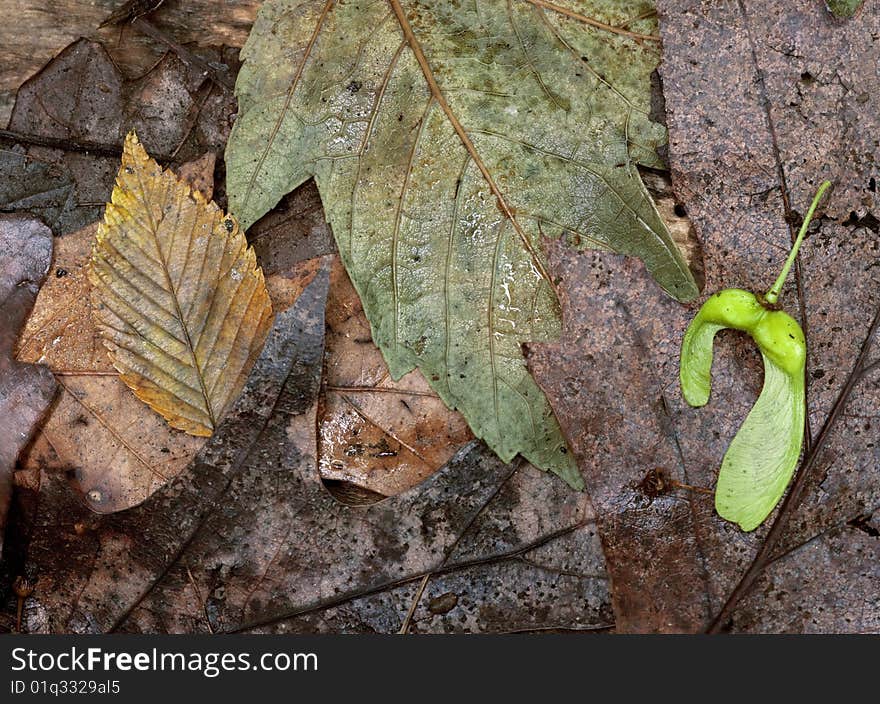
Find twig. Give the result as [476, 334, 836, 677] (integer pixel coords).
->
[670, 480, 713, 496]
[706, 302, 880, 633]
[616, 8, 657, 30]
[13, 577, 35, 633]
[231, 511, 591, 633]
[0, 130, 126, 158]
[132, 18, 235, 92]
[397, 575, 430, 634]
[0, 129, 175, 163]
[396, 462, 521, 634]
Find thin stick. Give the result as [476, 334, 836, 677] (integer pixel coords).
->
[398, 574, 430, 634]
[132, 18, 234, 92]
[0, 129, 126, 158]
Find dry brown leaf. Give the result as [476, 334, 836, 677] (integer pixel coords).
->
[16, 223, 205, 513]
[318, 258, 473, 498]
[89, 132, 273, 437]
[16, 154, 216, 512]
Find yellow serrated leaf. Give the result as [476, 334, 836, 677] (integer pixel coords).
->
[88, 131, 273, 437]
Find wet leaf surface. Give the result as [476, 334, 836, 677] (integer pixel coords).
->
[0, 215, 56, 559]
[0, 147, 75, 228]
[4, 38, 239, 234]
[226, 0, 699, 486]
[655, 0, 878, 631]
[319, 257, 473, 497]
[2, 1, 878, 633]
[0, 0, 260, 124]
[15, 260, 613, 634]
[528, 245, 712, 633]
[521, 0, 880, 633]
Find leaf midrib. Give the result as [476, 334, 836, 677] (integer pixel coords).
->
[387, 0, 553, 287]
[134, 165, 217, 429]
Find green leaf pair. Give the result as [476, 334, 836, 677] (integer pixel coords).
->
[680, 182, 830, 531]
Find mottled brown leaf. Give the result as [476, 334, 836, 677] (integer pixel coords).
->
[0, 1, 255, 125]
[4, 38, 239, 234]
[529, 245, 712, 633]
[616, 0, 880, 631]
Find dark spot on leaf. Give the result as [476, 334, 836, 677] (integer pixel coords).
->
[847, 515, 880, 538]
[428, 592, 458, 614]
[638, 468, 672, 500]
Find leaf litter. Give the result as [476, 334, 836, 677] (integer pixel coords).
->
[2, 38, 239, 234]
[16, 152, 224, 513]
[2, 0, 879, 633]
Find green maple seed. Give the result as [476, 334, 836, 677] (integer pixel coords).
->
[680, 181, 830, 531]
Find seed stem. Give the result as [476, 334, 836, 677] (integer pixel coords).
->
[765, 180, 831, 305]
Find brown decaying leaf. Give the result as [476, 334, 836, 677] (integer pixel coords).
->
[243, 181, 475, 497]
[525, 0, 880, 634]
[4, 38, 239, 235]
[528, 245, 712, 633]
[319, 257, 473, 498]
[0, 215, 57, 558]
[15, 185, 342, 516]
[8, 42, 339, 514]
[16, 155, 217, 514]
[0, 0, 258, 124]
[88, 132, 273, 437]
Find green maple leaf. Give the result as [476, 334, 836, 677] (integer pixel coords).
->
[225, 0, 697, 488]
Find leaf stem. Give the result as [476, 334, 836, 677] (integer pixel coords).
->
[764, 181, 831, 305]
